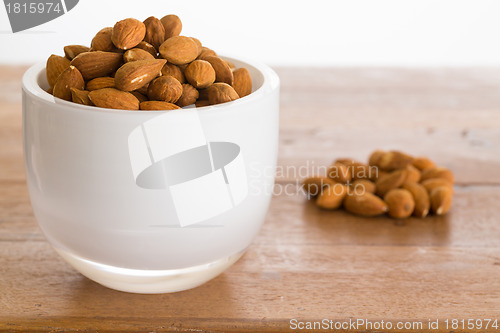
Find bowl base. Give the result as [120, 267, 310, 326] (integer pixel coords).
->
[54, 248, 244, 294]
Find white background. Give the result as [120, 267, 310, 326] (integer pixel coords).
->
[1, 0, 500, 66]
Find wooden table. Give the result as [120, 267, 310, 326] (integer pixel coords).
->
[1, 66, 500, 332]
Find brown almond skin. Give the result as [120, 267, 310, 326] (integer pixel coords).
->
[88, 88, 139, 110]
[46, 54, 71, 88]
[376, 168, 407, 196]
[208, 83, 239, 105]
[317, 184, 348, 210]
[63, 45, 90, 60]
[327, 162, 352, 183]
[384, 189, 415, 219]
[160, 14, 182, 39]
[184, 60, 216, 89]
[111, 18, 146, 50]
[232, 67, 252, 98]
[53, 66, 85, 101]
[412, 157, 436, 171]
[176, 84, 199, 107]
[368, 150, 385, 166]
[140, 101, 180, 110]
[123, 48, 155, 63]
[351, 179, 376, 194]
[403, 164, 421, 185]
[135, 83, 149, 95]
[91, 27, 115, 52]
[376, 151, 413, 171]
[204, 55, 233, 85]
[114, 59, 166, 92]
[147, 76, 183, 103]
[159, 36, 199, 65]
[430, 186, 453, 215]
[195, 99, 210, 108]
[143, 16, 165, 50]
[71, 51, 123, 80]
[70, 88, 92, 106]
[403, 183, 430, 218]
[420, 167, 455, 184]
[161, 63, 186, 83]
[197, 47, 217, 60]
[135, 41, 158, 57]
[344, 192, 388, 217]
[86, 77, 115, 91]
[190, 37, 202, 55]
[130, 91, 149, 103]
[302, 176, 337, 198]
[421, 178, 454, 193]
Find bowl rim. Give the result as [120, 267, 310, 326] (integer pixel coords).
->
[22, 55, 280, 114]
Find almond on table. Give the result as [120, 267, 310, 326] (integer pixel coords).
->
[46, 14, 253, 110]
[303, 150, 455, 219]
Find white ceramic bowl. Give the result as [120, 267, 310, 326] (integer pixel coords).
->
[22, 57, 279, 293]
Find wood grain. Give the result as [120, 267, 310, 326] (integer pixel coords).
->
[1, 66, 500, 332]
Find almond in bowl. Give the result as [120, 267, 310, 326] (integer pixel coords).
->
[45, 14, 253, 110]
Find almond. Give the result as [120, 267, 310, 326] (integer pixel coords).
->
[86, 77, 115, 91]
[204, 55, 233, 85]
[91, 27, 115, 52]
[317, 183, 348, 210]
[130, 91, 148, 103]
[190, 37, 202, 56]
[197, 47, 217, 60]
[88, 88, 139, 110]
[123, 48, 155, 63]
[198, 88, 209, 100]
[375, 168, 407, 196]
[71, 51, 123, 80]
[376, 151, 413, 171]
[344, 192, 388, 217]
[114, 59, 166, 92]
[176, 83, 199, 107]
[421, 178, 454, 193]
[111, 18, 146, 50]
[327, 162, 352, 183]
[135, 41, 158, 57]
[430, 186, 453, 215]
[195, 99, 210, 108]
[160, 14, 182, 39]
[368, 150, 385, 166]
[420, 167, 455, 184]
[207, 83, 239, 105]
[135, 83, 149, 95]
[161, 62, 186, 83]
[232, 67, 252, 98]
[64, 45, 90, 60]
[159, 36, 199, 65]
[402, 183, 430, 218]
[140, 101, 181, 110]
[384, 189, 415, 219]
[147, 76, 183, 103]
[302, 176, 336, 197]
[53, 65, 85, 101]
[412, 157, 436, 171]
[143, 16, 165, 50]
[403, 164, 421, 185]
[184, 60, 216, 89]
[351, 179, 376, 194]
[46, 54, 70, 88]
[70, 88, 92, 106]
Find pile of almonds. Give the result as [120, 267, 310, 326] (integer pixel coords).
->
[303, 150, 455, 218]
[45, 15, 252, 110]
